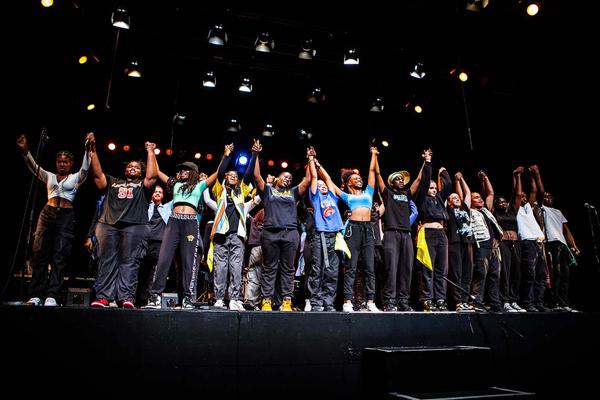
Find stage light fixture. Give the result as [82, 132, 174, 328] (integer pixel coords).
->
[194, 152, 202, 160]
[111, 8, 130, 30]
[108, 143, 116, 151]
[299, 39, 316, 60]
[262, 124, 275, 137]
[203, 70, 216, 88]
[255, 32, 274, 53]
[410, 61, 426, 79]
[370, 97, 384, 112]
[125, 60, 141, 78]
[281, 161, 289, 169]
[208, 24, 227, 46]
[239, 77, 253, 93]
[465, 0, 489, 12]
[344, 48, 359, 65]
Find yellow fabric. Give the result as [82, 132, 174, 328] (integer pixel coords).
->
[335, 232, 351, 259]
[207, 241, 214, 272]
[416, 225, 432, 270]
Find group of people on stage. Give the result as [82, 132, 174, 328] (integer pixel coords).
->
[16, 132, 581, 313]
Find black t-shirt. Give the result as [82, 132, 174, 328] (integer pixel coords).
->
[446, 204, 474, 244]
[495, 206, 519, 232]
[381, 188, 412, 232]
[260, 185, 301, 229]
[148, 205, 166, 241]
[225, 188, 240, 234]
[99, 175, 151, 225]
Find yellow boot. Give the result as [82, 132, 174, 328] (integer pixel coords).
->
[261, 298, 272, 311]
[280, 298, 293, 311]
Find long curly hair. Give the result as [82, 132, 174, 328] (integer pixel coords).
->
[340, 168, 357, 192]
[177, 170, 200, 196]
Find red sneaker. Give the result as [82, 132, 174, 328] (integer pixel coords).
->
[91, 299, 110, 308]
[122, 299, 135, 309]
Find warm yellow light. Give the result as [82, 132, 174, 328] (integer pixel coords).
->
[281, 161, 289, 169]
[414, 105, 423, 114]
[108, 143, 116, 151]
[165, 149, 173, 156]
[41, 0, 53, 8]
[123, 145, 130, 152]
[526, 3, 539, 16]
[86, 104, 95, 111]
[382, 140, 389, 147]
[79, 56, 88, 65]
[459, 72, 469, 82]
[154, 148, 161, 155]
[194, 152, 202, 160]
[206, 153, 213, 161]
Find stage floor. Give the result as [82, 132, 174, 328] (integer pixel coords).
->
[3, 306, 598, 398]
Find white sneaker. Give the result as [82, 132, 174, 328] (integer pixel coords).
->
[503, 302, 517, 313]
[214, 299, 225, 309]
[342, 303, 354, 313]
[229, 300, 244, 311]
[26, 297, 42, 306]
[304, 299, 312, 312]
[511, 302, 526, 313]
[366, 302, 381, 312]
[44, 297, 58, 307]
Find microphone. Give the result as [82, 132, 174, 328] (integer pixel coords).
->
[584, 203, 596, 209]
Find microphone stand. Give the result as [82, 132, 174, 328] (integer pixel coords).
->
[2, 128, 48, 302]
[442, 275, 525, 340]
[586, 204, 600, 266]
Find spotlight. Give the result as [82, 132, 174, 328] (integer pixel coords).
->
[194, 152, 202, 160]
[414, 105, 423, 113]
[267, 160, 275, 167]
[41, 0, 53, 7]
[239, 76, 253, 93]
[79, 56, 88, 65]
[165, 149, 173, 156]
[86, 104, 95, 111]
[526, 2, 540, 16]
[255, 32, 274, 53]
[208, 23, 227, 46]
[459, 72, 469, 82]
[281, 161, 289, 169]
[237, 155, 249, 166]
[299, 39, 316, 60]
[262, 123, 275, 137]
[108, 143, 116, 151]
[344, 48, 359, 65]
[111, 8, 130, 30]
[203, 70, 216, 88]
[173, 113, 186, 125]
[123, 145, 131, 152]
[409, 61, 426, 79]
[370, 97, 384, 112]
[381, 140, 389, 147]
[125, 60, 141, 78]
[206, 153, 214, 160]
[154, 148, 161, 155]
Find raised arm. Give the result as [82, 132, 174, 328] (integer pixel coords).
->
[419, 150, 433, 200]
[374, 153, 386, 193]
[438, 167, 452, 200]
[17, 134, 49, 183]
[316, 162, 342, 196]
[242, 145, 259, 186]
[251, 139, 265, 192]
[203, 145, 229, 188]
[76, 133, 93, 184]
[308, 147, 318, 195]
[529, 165, 544, 206]
[478, 170, 494, 211]
[87, 134, 107, 190]
[511, 166, 525, 211]
[368, 147, 378, 189]
[455, 172, 472, 208]
[296, 149, 312, 196]
[219, 143, 234, 182]
[144, 142, 158, 189]
[411, 149, 431, 196]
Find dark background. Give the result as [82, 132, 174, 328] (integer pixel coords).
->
[5, 1, 599, 306]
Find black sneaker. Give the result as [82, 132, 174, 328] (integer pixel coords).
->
[324, 305, 336, 312]
[534, 303, 550, 312]
[435, 300, 449, 311]
[383, 305, 398, 312]
[524, 304, 539, 312]
[143, 294, 162, 309]
[397, 301, 414, 312]
[422, 300, 437, 312]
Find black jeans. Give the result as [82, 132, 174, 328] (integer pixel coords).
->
[343, 221, 376, 301]
[448, 241, 473, 305]
[471, 246, 501, 308]
[30, 205, 75, 299]
[418, 228, 448, 302]
[260, 228, 300, 300]
[546, 240, 571, 307]
[383, 230, 414, 305]
[520, 240, 548, 307]
[499, 240, 521, 304]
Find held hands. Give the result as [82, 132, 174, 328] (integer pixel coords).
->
[478, 170, 488, 181]
[455, 172, 463, 181]
[224, 143, 234, 156]
[16, 134, 28, 154]
[251, 139, 262, 153]
[266, 174, 275, 185]
[85, 132, 96, 152]
[422, 148, 432, 162]
[307, 146, 316, 160]
[145, 142, 156, 153]
[513, 166, 525, 176]
[528, 164, 540, 175]
[370, 146, 379, 155]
